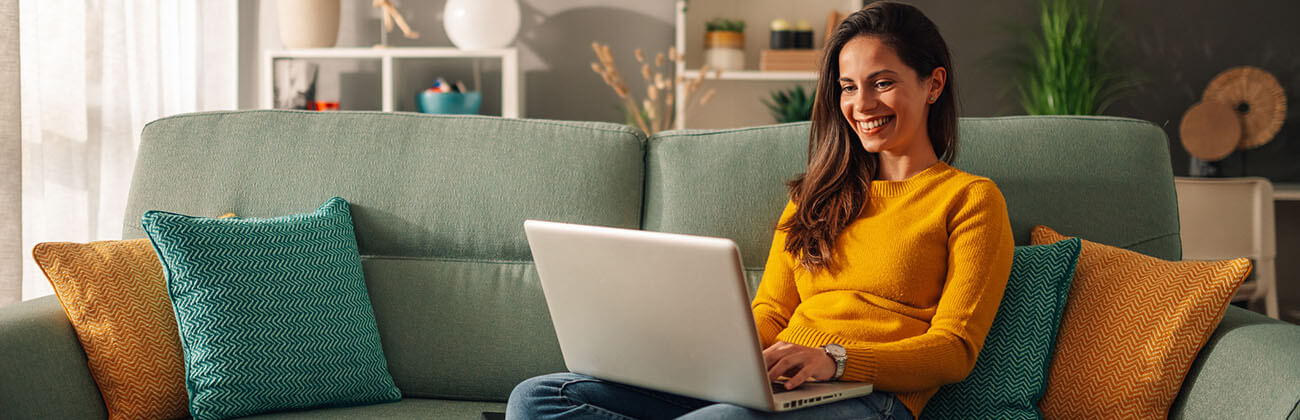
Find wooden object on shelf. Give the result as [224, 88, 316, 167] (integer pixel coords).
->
[760, 50, 821, 72]
[1179, 100, 1241, 162]
[1203, 66, 1287, 150]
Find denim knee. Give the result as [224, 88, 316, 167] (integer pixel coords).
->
[677, 403, 765, 420]
[506, 372, 586, 420]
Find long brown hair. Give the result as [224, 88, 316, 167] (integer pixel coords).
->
[782, 1, 959, 272]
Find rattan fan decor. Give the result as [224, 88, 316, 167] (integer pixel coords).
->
[1180, 100, 1241, 161]
[1203, 66, 1287, 149]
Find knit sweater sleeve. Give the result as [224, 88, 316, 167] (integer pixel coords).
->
[750, 200, 801, 350]
[839, 180, 1014, 391]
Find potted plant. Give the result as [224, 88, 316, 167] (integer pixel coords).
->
[763, 85, 814, 123]
[704, 18, 746, 71]
[1012, 0, 1136, 115]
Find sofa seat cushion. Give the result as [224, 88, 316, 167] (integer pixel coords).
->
[239, 398, 506, 419]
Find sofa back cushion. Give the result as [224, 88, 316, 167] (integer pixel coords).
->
[644, 116, 1181, 295]
[124, 110, 646, 401]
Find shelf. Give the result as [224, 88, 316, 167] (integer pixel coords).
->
[682, 69, 819, 81]
[1274, 183, 1300, 201]
[266, 47, 517, 59]
[261, 47, 521, 117]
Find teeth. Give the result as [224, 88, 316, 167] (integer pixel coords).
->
[860, 116, 893, 131]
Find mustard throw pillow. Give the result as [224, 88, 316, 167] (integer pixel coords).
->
[34, 239, 189, 420]
[1031, 226, 1250, 420]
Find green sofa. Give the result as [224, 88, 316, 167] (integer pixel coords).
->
[1, 110, 1297, 419]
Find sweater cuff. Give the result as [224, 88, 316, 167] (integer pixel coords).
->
[776, 325, 878, 384]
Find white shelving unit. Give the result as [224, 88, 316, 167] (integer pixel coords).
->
[673, 0, 863, 129]
[262, 47, 522, 118]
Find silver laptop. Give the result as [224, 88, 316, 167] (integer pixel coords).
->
[523, 220, 874, 412]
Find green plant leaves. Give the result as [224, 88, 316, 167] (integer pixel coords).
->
[763, 85, 814, 123]
[1015, 0, 1136, 115]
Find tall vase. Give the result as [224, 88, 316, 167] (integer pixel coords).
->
[443, 0, 521, 50]
[277, 0, 341, 49]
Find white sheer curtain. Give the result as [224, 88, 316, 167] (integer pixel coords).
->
[18, 0, 237, 301]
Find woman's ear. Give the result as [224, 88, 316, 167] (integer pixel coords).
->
[928, 67, 947, 103]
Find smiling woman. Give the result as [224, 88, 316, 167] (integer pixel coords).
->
[506, 2, 1012, 420]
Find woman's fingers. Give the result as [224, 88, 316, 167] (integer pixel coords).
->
[767, 354, 800, 382]
[762, 342, 795, 369]
[784, 360, 817, 389]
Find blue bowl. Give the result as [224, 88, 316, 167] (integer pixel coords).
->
[416, 91, 482, 115]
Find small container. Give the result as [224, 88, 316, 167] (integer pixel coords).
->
[417, 91, 482, 114]
[793, 20, 814, 49]
[769, 18, 793, 49]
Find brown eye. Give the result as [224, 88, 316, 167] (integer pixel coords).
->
[874, 80, 894, 89]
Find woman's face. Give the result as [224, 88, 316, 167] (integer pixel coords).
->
[837, 35, 945, 156]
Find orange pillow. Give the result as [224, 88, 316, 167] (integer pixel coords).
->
[35, 239, 188, 420]
[1031, 226, 1250, 419]
[33, 214, 232, 420]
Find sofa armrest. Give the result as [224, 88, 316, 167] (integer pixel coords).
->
[1170, 306, 1300, 419]
[0, 296, 107, 419]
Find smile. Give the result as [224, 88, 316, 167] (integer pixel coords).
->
[857, 115, 894, 133]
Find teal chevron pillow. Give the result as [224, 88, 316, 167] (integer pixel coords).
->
[142, 197, 400, 420]
[921, 238, 1081, 420]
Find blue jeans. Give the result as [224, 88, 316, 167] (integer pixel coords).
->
[506, 372, 914, 420]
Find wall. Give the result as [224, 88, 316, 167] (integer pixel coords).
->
[907, 0, 1300, 321]
[238, 0, 1300, 321]
[0, 0, 18, 305]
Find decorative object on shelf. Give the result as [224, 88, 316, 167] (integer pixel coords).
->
[704, 18, 746, 71]
[273, 60, 319, 110]
[770, 18, 794, 49]
[416, 77, 481, 114]
[1012, 0, 1135, 115]
[1203, 66, 1287, 149]
[761, 18, 818, 71]
[1180, 101, 1241, 163]
[372, 0, 420, 48]
[311, 101, 340, 111]
[590, 43, 716, 134]
[763, 85, 814, 123]
[759, 50, 820, 72]
[793, 20, 814, 49]
[443, 0, 521, 50]
[1179, 66, 1286, 177]
[277, 0, 341, 49]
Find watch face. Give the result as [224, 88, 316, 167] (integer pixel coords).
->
[826, 343, 846, 358]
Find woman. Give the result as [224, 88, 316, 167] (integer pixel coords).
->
[507, 2, 1014, 419]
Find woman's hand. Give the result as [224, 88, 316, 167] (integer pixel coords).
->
[762, 341, 836, 390]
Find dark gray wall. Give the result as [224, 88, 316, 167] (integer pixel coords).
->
[909, 0, 1300, 180]
[908, 0, 1300, 322]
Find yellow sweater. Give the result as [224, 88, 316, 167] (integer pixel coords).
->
[751, 161, 1015, 417]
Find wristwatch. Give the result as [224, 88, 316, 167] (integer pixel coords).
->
[822, 343, 847, 381]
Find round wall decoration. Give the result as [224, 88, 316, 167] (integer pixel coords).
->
[1202, 66, 1287, 149]
[1180, 100, 1242, 162]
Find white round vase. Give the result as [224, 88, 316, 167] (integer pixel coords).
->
[277, 0, 341, 49]
[443, 0, 521, 50]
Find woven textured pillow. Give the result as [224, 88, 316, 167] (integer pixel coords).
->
[34, 239, 190, 420]
[142, 197, 400, 420]
[1031, 226, 1250, 420]
[922, 238, 1081, 420]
